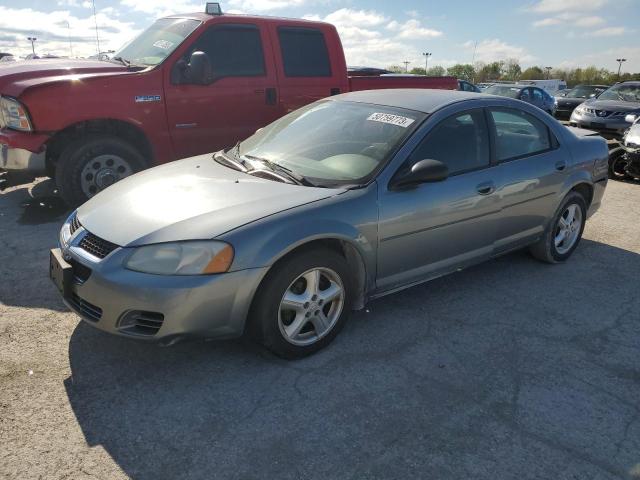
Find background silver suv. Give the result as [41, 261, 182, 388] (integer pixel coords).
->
[570, 81, 640, 139]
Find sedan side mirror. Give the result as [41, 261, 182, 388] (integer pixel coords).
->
[390, 159, 448, 190]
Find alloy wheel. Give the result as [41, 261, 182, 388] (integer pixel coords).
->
[278, 267, 345, 346]
[554, 203, 583, 254]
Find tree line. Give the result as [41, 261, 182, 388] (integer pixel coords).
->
[387, 59, 640, 87]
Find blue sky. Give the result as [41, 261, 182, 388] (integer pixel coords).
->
[1, 0, 638, 72]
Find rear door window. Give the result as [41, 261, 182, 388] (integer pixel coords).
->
[277, 27, 331, 77]
[188, 24, 265, 78]
[489, 108, 553, 161]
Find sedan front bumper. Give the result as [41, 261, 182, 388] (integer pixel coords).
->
[53, 246, 268, 342]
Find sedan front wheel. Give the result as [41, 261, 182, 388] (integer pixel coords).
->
[249, 248, 353, 359]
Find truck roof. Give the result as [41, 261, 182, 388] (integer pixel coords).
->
[166, 11, 332, 26]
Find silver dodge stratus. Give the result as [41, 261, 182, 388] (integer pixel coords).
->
[50, 90, 609, 358]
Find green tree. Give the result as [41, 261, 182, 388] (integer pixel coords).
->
[447, 64, 476, 81]
[502, 58, 521, 81]
[426, 65, 446, 76]
[409, 67, 426, 75]
[520, 66, 544, 80]
[387, 65, 404, 73]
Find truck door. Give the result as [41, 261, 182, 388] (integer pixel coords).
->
[266, 24, 349, 114]
[165, 21, 282, 159]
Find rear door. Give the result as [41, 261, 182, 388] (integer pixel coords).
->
[488, 106, 566, 253]
[165, 21, 282, 159]
[266, 23, 348, 114]
[531, 87, 545, 110]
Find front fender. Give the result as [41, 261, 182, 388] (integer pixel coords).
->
[220, 184, 379, 290]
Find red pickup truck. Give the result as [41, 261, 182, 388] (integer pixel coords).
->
[0, 8, 456, 205]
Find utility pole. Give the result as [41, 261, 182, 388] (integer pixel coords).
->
[471, 41, 478, 65]
[403, 61, 410, 73]
[616, 58, 627, 80]
[92, 0, 101, 55]
[65, 20, 73, 58]
[545, 66, 552, 79]
[422, 52, 432, 74]
[27, 37, 37, 55]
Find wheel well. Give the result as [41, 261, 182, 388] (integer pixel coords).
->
[570, 183, 593, 207]
[45, 119, 153, 174]
[261, 239, 368, 311]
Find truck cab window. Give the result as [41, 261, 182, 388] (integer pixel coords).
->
[187, 24, 265, 78]
[277, 27, 331, 77]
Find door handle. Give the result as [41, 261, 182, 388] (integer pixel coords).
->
[555, 161, 566, 171]
[476, 181, 495, 195]
[265, 87, 277, 105]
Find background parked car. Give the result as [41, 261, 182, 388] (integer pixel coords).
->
[517, 79, 567, 94]
[458, 80, 481, 92]
[554, 84, 609, 119]
[485, 84, 556, 114]
[570, 81, 640, 139]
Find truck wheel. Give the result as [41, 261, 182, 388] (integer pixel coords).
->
[248, 248, 353, 359]
[55, 135, 146, 206]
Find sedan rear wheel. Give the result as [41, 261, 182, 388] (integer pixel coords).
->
[530, 191, 587, 263]
[249, 248, 353, 359]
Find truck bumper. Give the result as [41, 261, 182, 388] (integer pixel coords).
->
[0, 129, 49, 172]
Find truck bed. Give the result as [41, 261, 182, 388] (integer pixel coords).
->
[348, 76, 458, 93]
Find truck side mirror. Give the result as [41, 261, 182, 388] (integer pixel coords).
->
[187, 51, 213, 85]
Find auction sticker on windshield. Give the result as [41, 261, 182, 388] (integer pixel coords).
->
[153, 39, 174, 50]
[367, 113, 415, 128]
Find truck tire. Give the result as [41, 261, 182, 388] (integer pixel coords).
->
[55, 135, 146, 207]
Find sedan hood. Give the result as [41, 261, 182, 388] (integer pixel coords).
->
[77, 155, 345, 247]
[583, 98, 640, 112]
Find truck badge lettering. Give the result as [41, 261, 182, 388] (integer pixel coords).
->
[135, 95, 161, 103]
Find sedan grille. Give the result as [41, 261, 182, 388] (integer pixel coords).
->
[78, 232, 119, 259]
[68, 293, 102, 322]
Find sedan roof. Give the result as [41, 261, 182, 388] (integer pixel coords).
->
[333, 89, 488, 114]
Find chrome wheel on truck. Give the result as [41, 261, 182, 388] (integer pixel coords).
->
[79, 154, 134, 198]
[56, 135, 145, 207]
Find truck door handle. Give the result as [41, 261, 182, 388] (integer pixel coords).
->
[476, 181, 495, 195]
[265, 88, 277, 105]
[555, 161, 566, 171]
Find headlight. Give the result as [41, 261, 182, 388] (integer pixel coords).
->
[125, 241, 234, 275]
[0, 96, 33, 131]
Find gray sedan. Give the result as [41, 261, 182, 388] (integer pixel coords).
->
[50, 90, 609, 358]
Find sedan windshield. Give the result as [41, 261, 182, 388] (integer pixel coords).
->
[233, 101, 424, 185]
[485, 86, 521, 98]
[566, 86, 605, 99]
[598, 84, 640, 102]
[112, 18, 201, 66]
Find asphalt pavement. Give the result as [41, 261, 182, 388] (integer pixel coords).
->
[1, 176, 639, 480]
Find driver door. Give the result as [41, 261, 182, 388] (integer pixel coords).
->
[376, 109, 502, 292]
[165, 21, 282, 159]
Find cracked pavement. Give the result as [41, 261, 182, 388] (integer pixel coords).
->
[1, 177, 639, 479]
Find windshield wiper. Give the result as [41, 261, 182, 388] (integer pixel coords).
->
[213, 151, 247, 172]
[243, 154, 316, 187]
[111, 56, 130, 67]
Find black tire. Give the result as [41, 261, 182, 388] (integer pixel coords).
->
[55, 135, 146, 207]
[248, 248, 353, 359]
[529, 191, 587, 264]
[608, 147, 629, 180]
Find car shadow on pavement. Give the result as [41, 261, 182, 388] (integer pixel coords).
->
[1, 178, 71, 311]
[64, 239, 640, 480]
